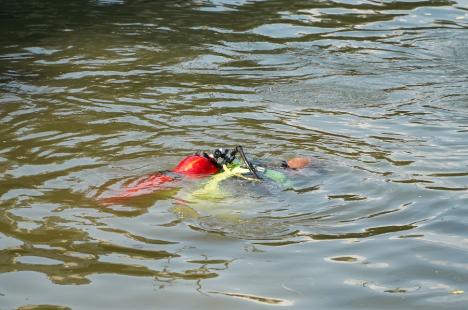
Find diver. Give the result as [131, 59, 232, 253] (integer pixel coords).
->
[99, 146, 311, 204]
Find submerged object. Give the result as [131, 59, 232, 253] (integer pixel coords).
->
[172, 154, 220, 176]
[191, 164, 253, 200]
[100, 148, 303, 204]
[121, 173, 175, 197]
[263, 168, 292, 187]
[99, 154, 220, 204]
[99, 173, 176, 204]
[191, 163, 293, 201]
[124, 153, 221, 198]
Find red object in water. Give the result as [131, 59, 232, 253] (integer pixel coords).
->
[172, 155, 220, 176]
[99, 173, 176, 204]
[99, 154, 220, 204]
[122, 173, 175, 197]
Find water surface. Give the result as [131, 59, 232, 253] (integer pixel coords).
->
[1, 0, 468, 309]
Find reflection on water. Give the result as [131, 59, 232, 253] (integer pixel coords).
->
[1, 0, 468, 309]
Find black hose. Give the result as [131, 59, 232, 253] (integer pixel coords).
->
[236, 146, 262, 180]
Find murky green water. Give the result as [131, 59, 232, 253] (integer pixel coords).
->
[1, 0, 468, 309]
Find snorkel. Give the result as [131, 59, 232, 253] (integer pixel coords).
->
[235, 145, 262, 180]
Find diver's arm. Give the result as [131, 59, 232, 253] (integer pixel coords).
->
[255, 157, 311, 189]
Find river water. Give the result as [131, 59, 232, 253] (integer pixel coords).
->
[1, 0, 468, 309]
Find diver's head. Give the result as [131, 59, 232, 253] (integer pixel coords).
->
[287, 157, 311, 169]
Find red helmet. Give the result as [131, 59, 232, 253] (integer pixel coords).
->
[172, 155, 220, 176]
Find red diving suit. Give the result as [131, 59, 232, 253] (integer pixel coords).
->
[99, 154, 220, 204]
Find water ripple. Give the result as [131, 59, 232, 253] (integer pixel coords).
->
[1, 0, 468, 309]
